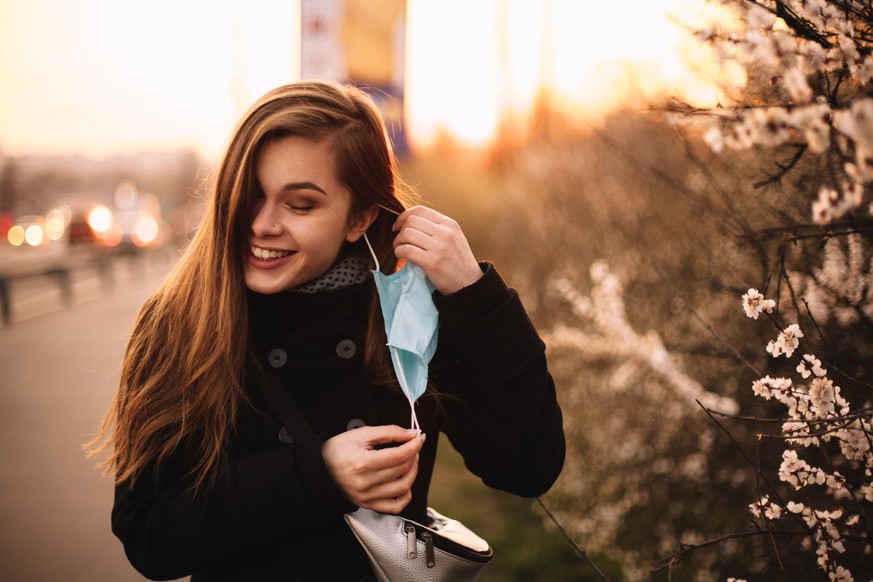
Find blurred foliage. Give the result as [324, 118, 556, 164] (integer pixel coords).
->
[402, 88, 871, 578]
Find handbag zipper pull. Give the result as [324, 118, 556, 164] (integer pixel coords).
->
[422, 531, 435, 568]
[406, 523, 417, 559]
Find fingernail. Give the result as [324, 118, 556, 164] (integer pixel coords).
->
[421, 433, 427, 442]
[392, 222, 398, 232]
[406, 428, 421, 436]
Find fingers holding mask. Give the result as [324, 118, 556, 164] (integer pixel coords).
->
[321, 426, 426, 513]
[392, 206, 483, 295]
[359, 457, 420, 512]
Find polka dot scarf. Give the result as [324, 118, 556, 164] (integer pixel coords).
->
[290, 253, 370, 294]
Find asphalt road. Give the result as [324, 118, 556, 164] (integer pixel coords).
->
[0, 252, 179, 581]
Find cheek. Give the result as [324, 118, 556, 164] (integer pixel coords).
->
[299, 218, 350, 254]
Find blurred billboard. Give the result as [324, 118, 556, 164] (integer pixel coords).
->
[300, 0, 408, 155]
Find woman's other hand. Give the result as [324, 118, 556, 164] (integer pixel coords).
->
[321, 425, 425, 514]
[392, 206, 483, 295]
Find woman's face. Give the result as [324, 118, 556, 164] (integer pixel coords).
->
[244, 135, 368, 294]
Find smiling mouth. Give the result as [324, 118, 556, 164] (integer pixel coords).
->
[251, 245, 292, 260]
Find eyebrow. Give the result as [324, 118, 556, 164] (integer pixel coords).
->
[281, 181, 327, 195]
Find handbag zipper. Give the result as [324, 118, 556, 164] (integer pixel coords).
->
[422, 531, 435, 568]
[402, 516, 492, 568]
[406, 523, 417, 559]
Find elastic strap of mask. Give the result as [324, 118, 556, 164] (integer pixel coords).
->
[390, 347, 420, 431]
[363, 232, 380, 272]
[364, 204, 403, 272]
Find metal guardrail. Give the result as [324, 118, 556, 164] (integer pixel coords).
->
[0, 248, 114, 326]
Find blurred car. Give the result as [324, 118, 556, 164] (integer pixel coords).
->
[67, 215, 99, 245]
[64, 202, 166, 254]
[114, 209, 164, 253]
[66, 205, 113, 248]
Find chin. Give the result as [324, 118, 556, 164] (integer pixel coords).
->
[244, 273, 297, 295]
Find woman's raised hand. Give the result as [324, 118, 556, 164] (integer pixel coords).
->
[321, 425, 426, 514]
[392, 206, 483, 295]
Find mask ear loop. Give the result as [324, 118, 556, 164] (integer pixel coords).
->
[362, 204, 402, 272]
[363, 233, 380, 273]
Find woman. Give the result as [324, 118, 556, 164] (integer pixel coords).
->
[90, 81, 565, 581]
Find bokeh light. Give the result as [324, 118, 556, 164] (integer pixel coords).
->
[7, 225, 25, 246]
[24, 224, 44, 246]
[45, 210, 66, 241]
[133, 216, 159, 247]
[87, 206, 114, 235]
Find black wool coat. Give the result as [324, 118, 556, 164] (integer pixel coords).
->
[111, 263, 566, 581]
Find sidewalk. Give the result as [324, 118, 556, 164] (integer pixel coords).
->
[0, 252, 178, 581]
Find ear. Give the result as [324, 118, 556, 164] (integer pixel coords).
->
[346, 204, 380, 243]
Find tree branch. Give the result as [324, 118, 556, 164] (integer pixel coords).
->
[651, 528, 805, 574]
[536, 497, 611, 581]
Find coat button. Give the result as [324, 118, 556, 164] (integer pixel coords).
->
[278, 427, 294, 444]
[336, 339, 356, 359]
[347, 418, 366, 431]
[268, 348, 287, 368]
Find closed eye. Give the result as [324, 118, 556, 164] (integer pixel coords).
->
[286, 203, 315, 213]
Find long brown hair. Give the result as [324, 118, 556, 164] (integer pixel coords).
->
[87, 81, 410, 492]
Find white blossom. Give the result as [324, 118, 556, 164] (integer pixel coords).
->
[790, 104, 832, 153]
[787, 500, 805, 513]
[840, 419, 872, 461]
[796, 354, 826, 378]
[783, 419, 818, 447]
[798, 39, 828, 72]
[750, 108, 792, 146]
[779, 449, 813, 488]
[752, 375, 792, 400]
[745, 30, 779, 66]
[811, 184, 863, 225]
[830, 565, 854, 582]
[833, 98, 873, 153]
[746, 4, 774, 30]
[703, 126, 724, 153]
[748, 498, 764, 518]
[854, 54, 873, 84]
[766, 324, 804, 358]
[764, 503, 782, 520]
[550, 264, 739, 416]
[808, 377, 840, 417]
[741, 288, 776, 319]
[838, 34, 860, 65]
[794, 235, 873, 326]
[783, 67, 813, 103]
[724, 120, 756, 150]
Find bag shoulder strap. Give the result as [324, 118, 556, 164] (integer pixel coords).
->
[260, 368, 320, 448]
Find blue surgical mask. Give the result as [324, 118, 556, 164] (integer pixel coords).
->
[364, 234, 438, 430]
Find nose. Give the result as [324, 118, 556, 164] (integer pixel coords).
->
[251, 201, 281, 237]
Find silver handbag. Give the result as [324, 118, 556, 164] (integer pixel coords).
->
[344, 506, 493, 582]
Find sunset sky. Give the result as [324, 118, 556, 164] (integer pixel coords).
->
[0, 0, 721, 159]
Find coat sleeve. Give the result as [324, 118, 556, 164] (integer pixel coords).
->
[431, 262, 566, 498]
[111, 430, 356, 580]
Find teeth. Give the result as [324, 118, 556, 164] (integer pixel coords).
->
[251, 246, 290, 260]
